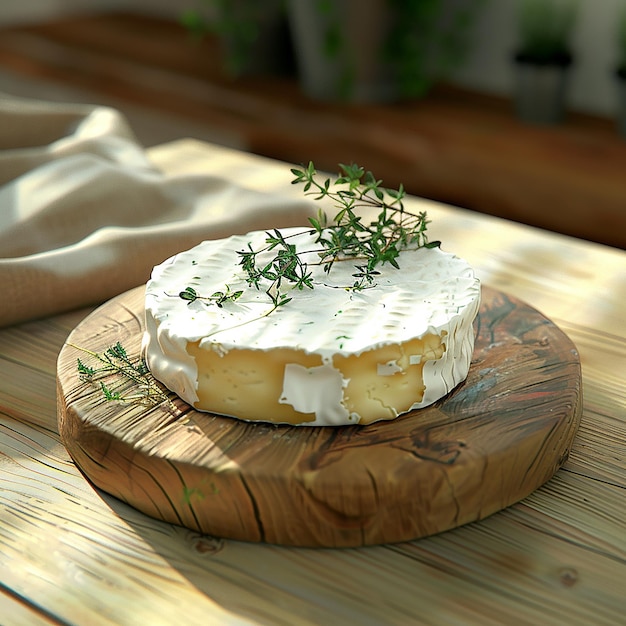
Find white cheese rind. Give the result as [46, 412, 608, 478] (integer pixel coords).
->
[279, 363, 352, 426]
[143, 227, 481, 425]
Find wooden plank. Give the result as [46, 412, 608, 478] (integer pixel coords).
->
[10, 12, 225, 79]
[0, 312, 92, 431]
[0, 414, 250, 626]
[386, 499, 625, 625]
[0, 589, 59, 626]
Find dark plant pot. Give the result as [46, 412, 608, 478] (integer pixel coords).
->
[615, 69, 626, 137]
[215, 0, 294, 78]
[513, 53, 572, 125]
[221, 17, 294, 77]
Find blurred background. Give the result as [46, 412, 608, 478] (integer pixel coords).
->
[1, 0, 625, 248]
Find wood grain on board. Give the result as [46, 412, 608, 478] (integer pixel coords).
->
[57, 285, 581, 547]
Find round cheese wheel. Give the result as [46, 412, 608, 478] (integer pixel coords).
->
[143, 227, 481, 426]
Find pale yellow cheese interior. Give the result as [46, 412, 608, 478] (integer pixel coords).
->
[337, 332, 445, 423]
[187, 332, 445, 425]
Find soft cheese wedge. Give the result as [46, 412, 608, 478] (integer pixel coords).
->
[143, 227, 480, 426]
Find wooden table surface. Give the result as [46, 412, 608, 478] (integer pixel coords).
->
[1, 140, 624, 625]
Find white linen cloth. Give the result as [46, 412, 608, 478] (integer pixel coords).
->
[0, 94, 314, 327]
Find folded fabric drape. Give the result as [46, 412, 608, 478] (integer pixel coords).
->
[0, 94, 314, 327]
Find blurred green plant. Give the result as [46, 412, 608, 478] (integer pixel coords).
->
[180, 0, 284, 76]
[298, 0, 488, 100]
[182, 0, 487, 99]
[515, 0, 579, 65]
[385, 0, 488, 97]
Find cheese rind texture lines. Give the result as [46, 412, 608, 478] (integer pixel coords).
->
[143, 227, 481, 426]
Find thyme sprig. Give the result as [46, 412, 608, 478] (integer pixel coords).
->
[293, 161, 439, 277]
[237, 228, 315, 308]
[71, 341, 173, 409]
[178, 285, 243, 307]
[178, 161, 439, 309]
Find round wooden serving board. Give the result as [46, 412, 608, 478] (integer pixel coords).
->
[57, 285, 581, 548]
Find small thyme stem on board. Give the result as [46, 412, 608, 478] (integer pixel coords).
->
[176, 161, 440, 310]
[70, 342, 174, 409]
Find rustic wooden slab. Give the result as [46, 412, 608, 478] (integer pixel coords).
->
[57, 285, 581, 548]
